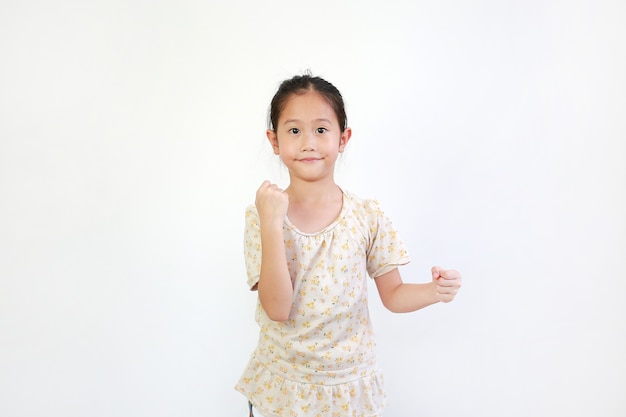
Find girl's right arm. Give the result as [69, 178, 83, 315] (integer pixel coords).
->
[255, 181, 293, 322]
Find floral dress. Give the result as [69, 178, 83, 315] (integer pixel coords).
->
[235, 191, 410, 417]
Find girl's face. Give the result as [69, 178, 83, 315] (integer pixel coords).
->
[267, 91, 351, 184]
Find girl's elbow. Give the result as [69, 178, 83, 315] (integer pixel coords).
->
[260, 300, 291, 322]
[379, 292, 401, 313]
[258, 283, 293, 322]
[265, 309, 289, 323]
[267, 310, 290, 322]
[382, 301, 402, 313]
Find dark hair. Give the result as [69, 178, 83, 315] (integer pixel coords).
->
[268, 74, 347, 131]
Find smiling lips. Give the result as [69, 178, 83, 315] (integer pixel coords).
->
[298, 157, 322, 163]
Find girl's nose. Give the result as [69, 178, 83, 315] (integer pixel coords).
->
[300, 132, 316, 151]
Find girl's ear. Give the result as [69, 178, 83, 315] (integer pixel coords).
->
[339, 127, 352, 153]
[266, 129, 280, 155]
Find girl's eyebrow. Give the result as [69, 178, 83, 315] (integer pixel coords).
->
[282, 118, 332, 125]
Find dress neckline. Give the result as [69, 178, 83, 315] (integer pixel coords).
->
[284, 189, 347, 237]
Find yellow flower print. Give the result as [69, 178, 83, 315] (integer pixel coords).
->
[238, 195, 408, 415]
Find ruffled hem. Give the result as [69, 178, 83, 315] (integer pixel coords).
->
[235, 356, 386, 417]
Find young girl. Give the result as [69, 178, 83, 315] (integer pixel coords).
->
[235, 74, 462, 417]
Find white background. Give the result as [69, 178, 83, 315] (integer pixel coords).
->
[1, 1, 625, 416]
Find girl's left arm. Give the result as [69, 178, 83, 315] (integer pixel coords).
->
[374, 266, 462, 313]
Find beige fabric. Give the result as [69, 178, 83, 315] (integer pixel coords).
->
[236, 191, 410, 417]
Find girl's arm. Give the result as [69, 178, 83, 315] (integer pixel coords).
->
[255, 181, 293, 322]
[374, 266, 461, 313]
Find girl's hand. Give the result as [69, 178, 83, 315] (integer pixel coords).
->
[255, 180, 289, 224]
[431, 266, 462, 303]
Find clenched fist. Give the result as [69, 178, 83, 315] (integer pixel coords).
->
[431, 266, 462, 303]
[255, 180, 289, 224]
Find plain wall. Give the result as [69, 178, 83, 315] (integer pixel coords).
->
[1, 1, 624, 416]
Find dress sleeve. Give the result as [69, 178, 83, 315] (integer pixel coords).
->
[243, 205, 262, 290]
[365, 200, 411, 278]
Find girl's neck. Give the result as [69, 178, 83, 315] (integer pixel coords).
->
[285, 178, 341, 203]
[284, 178, 344, 233]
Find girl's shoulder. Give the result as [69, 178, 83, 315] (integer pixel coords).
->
[341, 190, 387, 219]
[343, 190, 383, 208]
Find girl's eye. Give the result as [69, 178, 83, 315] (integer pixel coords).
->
[289, 128, 300, 134]
[316, 127, 327, 134]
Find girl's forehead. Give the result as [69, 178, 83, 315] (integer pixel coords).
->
[280, 91, 338, 123]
